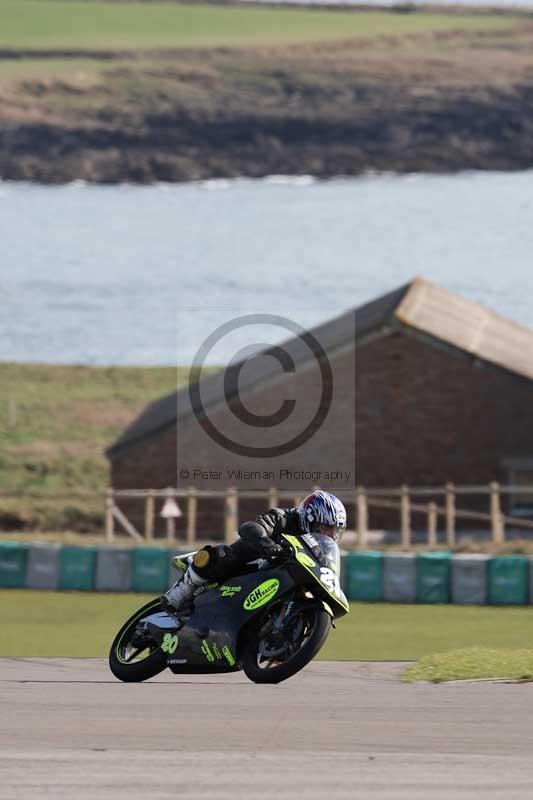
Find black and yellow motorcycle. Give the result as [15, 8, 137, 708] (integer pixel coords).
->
[109, 532, 348, 685]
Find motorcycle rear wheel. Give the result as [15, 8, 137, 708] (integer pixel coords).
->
[242, 604, 331, 684]
[109, 599, 167, 683]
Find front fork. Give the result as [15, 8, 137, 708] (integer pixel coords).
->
[272, 599, 294, 632]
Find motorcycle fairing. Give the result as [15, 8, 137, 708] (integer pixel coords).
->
[145, 566, 296, 674]
[282, 533, 349, 617]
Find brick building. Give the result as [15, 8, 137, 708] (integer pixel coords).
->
[107, 278, 533, 535]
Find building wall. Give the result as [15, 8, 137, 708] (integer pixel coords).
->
[111, 427, 177, 491]
[110, 343, 357, 536]
[109, 327, 533, 534]
[355, 329, 533, 487]
[177, 343, 356, 491]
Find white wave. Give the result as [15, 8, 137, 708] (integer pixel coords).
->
[263, 175, 316, 186]
[199, 178, 233, 190]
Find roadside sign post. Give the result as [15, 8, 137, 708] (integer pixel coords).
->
[161, 496, 182, 544]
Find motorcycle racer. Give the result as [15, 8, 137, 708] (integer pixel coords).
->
[162, 489, 347, 612]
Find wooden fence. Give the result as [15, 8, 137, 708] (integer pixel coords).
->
[104, 483, 533, 547]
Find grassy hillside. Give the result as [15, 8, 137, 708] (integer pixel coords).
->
[0, 363, 182, 529]
[0, 2, 531, 181]
[0, 1, 519, 52]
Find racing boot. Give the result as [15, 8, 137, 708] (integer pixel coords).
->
[162, 564, 207, 611]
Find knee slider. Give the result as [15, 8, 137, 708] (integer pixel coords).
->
[192, 547, 211, 577]
[193, 548, 210, 568]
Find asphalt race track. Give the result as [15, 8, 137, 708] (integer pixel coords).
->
[2, 658, 533, 800]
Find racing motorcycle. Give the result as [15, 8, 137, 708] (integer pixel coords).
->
[109, 532, 349, 684]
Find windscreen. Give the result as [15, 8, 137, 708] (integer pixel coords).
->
[313, 533, 341, 575]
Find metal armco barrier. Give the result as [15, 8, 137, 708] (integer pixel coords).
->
[383, 553, 416, 603]
[451, 555, 490, 605]
[2, 542, 533, 604]
[26, 544, 61, 590]
[95, 548, 132, 592]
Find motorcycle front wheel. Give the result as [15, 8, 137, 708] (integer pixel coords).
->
[109, 599, 167, 683]
[242, 603, 331, 684]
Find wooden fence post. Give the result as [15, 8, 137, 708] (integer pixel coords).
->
[356, 487, 368, 549]
[401, 485, 411, 548]
[268, 487, 278, 509]
[427, 502, 437, 547]
[144, 490, 155, 542]
[445, 482, 456, 547]
[490, 482, 504, 543]
[186, 488, 197, 546]
[499, 513, 506, 544]
[111, 504, 143, 541]
[166, 514, 176, 545]
[105, 489, 115, 543]
[225, 488, 238, 545]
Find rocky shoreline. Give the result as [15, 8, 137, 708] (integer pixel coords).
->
[2, 26, 533, 182]
[2, 87, 533, 183]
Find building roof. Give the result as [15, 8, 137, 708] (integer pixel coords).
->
[107, 277, 533, 457]
[395, 279, 533, 381]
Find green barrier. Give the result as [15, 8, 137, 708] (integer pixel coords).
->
[3, 542, 533, 608]
[59, 545, 97, 591]
[132, 547, 170, 593]
[340, 554, 347, 592]
[344, 551, 384, 601]
[0, 541, 28, 588]
[488, 555, 528, 605]
[416, 552, 451, 604]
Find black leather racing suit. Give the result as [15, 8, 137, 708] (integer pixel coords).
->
[191, 507, 303, 584]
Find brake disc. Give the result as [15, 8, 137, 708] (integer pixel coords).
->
[259, 639, 290, 658]
[259, 613, 307, 658]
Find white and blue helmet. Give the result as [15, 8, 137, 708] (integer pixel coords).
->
[298, 490, 347, 540]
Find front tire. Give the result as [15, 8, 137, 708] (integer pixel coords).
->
[109, 599, 167, 683]
[242, 604, 331, 684]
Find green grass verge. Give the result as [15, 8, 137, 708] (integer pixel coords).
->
[1, 590, 155, 657]
[0, 1, 519, 51]
[322, 603, 533, 661]
[402, 646, 533, 682]
[2, 591, 532, 659]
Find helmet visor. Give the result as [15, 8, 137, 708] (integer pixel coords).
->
[315, 522, 344, 542]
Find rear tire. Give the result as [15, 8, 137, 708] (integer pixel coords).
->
[242, 605, 331, 684]
[109, 599, 167, 683]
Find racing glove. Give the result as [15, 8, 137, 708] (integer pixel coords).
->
[238, 521, 284, 559]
